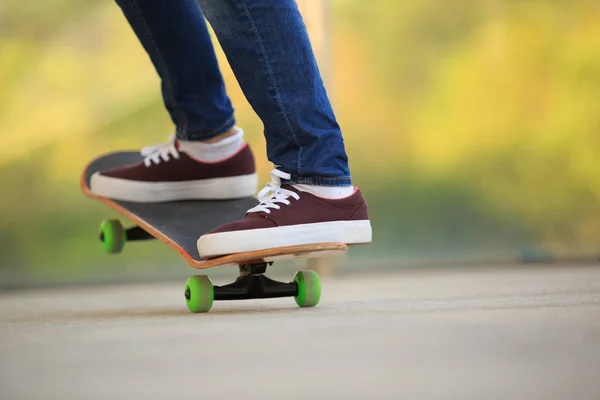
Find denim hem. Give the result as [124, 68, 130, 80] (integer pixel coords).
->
[284, 175, 353, 187]
[177, 115, 236, 141]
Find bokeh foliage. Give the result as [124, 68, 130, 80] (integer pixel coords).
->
[1, 0, 599, 284]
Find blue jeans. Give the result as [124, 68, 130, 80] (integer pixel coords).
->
[114, 0, 351, 187]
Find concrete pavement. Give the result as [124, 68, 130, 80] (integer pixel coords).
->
[1, 264, 599, 399]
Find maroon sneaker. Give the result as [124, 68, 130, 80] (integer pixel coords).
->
[196, 169, 372, 258]
[90, 136, 257, 202]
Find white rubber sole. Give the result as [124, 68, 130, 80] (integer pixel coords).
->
[197, 220, 372, 258]
[90, 172, 258, 202]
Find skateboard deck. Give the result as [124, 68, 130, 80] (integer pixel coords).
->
[81, 151, 348, 269]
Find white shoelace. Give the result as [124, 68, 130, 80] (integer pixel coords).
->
[140, 134, 180, 167]
[247, 169, 300, 214]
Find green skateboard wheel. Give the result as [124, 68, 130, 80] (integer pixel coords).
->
[99, 219, 125, 254]
[293, 270, 321, 308]
[185, 275, 214, 313]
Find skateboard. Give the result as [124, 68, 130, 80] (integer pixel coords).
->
[81, 151, 348, 313]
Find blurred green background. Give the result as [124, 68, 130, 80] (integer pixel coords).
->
[1, 0, 599, 287]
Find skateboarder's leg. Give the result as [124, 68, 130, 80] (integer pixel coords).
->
[196, 0, 372, 257]
[90, 0, 258, 202]
[113, 0, 234, 140]
[199, 0, 351, 191]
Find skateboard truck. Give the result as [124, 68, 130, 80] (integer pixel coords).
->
[99, 226, 155, 243]
[184, 262, 321, 313]
[207, 263, 298, 301]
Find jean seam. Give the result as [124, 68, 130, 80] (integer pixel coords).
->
[240, 0, 301, 173]
[130, 0, 188, 134]
[285, 176, 353, 187]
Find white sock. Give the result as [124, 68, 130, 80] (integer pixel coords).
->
[292, 184, 355, 199]
[179, 127, 245, 162]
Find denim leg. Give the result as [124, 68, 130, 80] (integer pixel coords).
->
[114, 0, 235, 140]
[198, 0, 352, 186]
